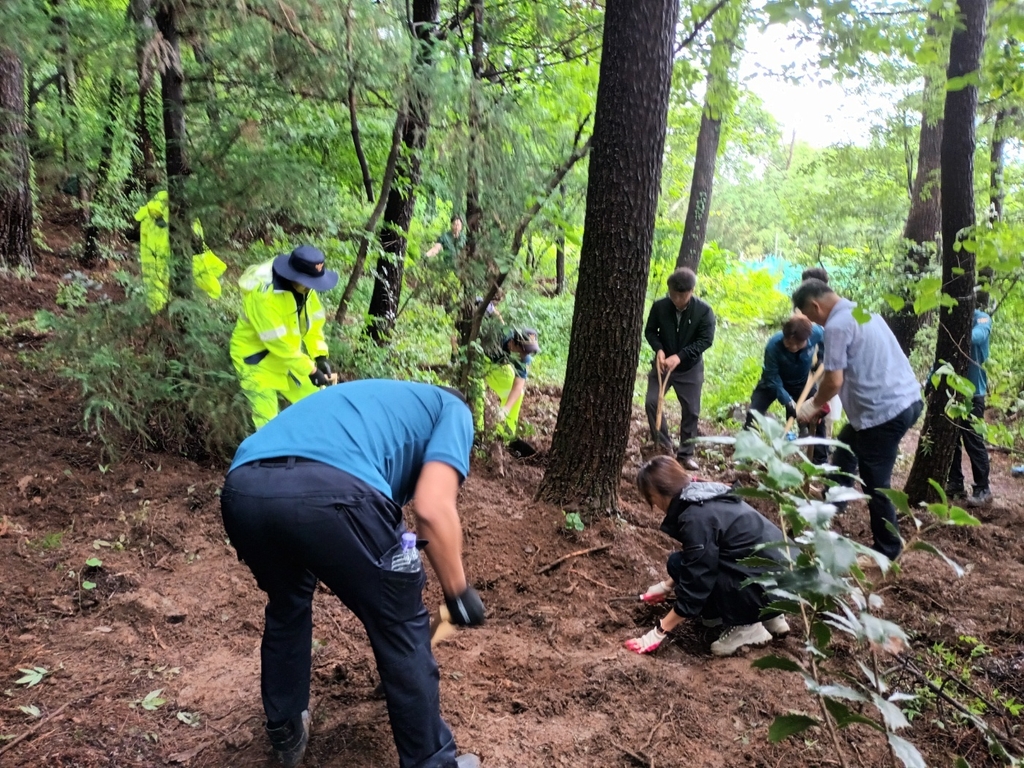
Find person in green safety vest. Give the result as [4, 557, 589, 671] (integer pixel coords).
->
[134, 191, 226, 311]
[230, 245, 338, 429]
[478, 322, 540, 441]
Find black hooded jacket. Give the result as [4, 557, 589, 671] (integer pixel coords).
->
[659, 482, 786, 618]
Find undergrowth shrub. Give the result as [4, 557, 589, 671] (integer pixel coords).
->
[703, 415, 1018, 767]
[43, 293, 250, 462]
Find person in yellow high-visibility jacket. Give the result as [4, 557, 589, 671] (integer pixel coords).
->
[134, 192, 227, 312]
[230, 245, 338, 429]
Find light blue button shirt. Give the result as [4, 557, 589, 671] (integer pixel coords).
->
[822, 299, 921, 430]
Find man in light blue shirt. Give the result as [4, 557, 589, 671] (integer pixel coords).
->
[222, 380, 483, 768]
[793, 279, 923, 560]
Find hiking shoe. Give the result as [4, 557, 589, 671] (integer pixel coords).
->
[710, 623, 772, 657]
[456, 755, 482, 768]
[762, 615, 791, 636]
[945, 485, 967, 500]
[965, 489, 993, 508]
[701, 616, 723, 628]
[267, 710, 310, 768]
[679, 456, 700, 472]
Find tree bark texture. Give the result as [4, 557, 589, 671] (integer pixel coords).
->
[676, 3, 740, 272]
[884, 77, 943, 356]
[989, 108, 1014, 222]
[366, 0, 440, 344]
[538, 0, 679, 513]
[454, 0, 487, 356]
[83, 73, 124, 266]
[333, 107, 409, 325]
[155, 0, 193, 299]
[905, 0, 987, 505]
[0, 48, 34, 270]
[130, 0, 159, 195]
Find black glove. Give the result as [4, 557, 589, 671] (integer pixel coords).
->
[785, 401, 797, 421]
[445, 586, 486, 627]
[309, 368, 330, 387]
[315, 356, 332, 378]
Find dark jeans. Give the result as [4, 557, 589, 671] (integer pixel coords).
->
[833, 400, 923, 560]
[744, 384, 828, 464]
[645, 362, 704, 459]
[220, 459, 458, 768]
[948, 395, 990, 493]
[667, 551, 772, 627]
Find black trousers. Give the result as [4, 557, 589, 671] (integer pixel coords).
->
[833, 401, 923, 560]
[948, 395, 990, 493]
[744, 383, 828, 464]
[667, 552, 773, 627]
[645, 362, 703, 459]
[221, 459, 458, 768]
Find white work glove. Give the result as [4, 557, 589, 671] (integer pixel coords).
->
[624, 622, 668, 655]
[497, 407, 509, 422]
[797, 399, 820, 424]
[640, 580, 673, 604]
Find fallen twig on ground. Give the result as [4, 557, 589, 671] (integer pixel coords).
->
[536, 544, 612, 574]
[0, 688, 97, 757]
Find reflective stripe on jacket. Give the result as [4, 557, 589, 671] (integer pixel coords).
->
[229, 261, 329, 385]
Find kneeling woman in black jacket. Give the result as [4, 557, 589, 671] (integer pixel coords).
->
[625, 456, 790, 657]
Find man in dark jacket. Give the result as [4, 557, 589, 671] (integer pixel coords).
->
[644, 267, 716, 470]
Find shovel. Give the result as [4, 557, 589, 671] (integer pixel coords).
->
[430, 604, 457, 648]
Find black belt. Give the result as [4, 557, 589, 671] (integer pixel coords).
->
[250, 456, 317, 468]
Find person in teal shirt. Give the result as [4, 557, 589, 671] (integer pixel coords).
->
[222, 380, 483, 768]
[947, 307, 992, 507]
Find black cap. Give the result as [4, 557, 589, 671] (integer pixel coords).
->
[272, 245, 339, 291]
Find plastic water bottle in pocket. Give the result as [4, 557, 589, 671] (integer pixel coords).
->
[390, 532, 422, 573]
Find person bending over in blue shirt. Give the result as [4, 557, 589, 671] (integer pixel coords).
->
[221, 380, 484, 768]
[744, 314, 828, 463]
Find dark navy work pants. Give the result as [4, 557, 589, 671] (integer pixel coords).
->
[832, 400, 923, 560]
[221, 458, 458, 768]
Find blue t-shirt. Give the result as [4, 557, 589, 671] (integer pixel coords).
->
[968, 309, 991, 397]
[229, 380, 473, 505]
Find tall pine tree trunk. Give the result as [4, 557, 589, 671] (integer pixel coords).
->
[676, 1, 741, 272]
[82, 73, 123, 266]
[366, 0, 440, 344]
[538, 0, 679, 513]
[130, 0, 159, 196]
[904, 0, 987, 504]
[885, 74, 943, 355]
[155, 0, 192, 299]
[0, 48, 33, 270]
[989, 107, 1014, 222]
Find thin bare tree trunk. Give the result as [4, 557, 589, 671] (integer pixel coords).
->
[905, 0, 987, 504]
[676, 0, 740, 272]
[0, 48, 34, 270]
[884, 72, 944, 356]
[155, 0, 193, 299]
[366, 0, 441, 343]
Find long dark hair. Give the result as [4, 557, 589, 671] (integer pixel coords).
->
[636, 456, 690, 505]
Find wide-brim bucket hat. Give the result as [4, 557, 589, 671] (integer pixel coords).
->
[272, 245, 339, 291]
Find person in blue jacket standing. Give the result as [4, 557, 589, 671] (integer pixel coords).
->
[220, 380, 484, 768]
[744, 314, 828, 463]
[947, 305, 993, 507]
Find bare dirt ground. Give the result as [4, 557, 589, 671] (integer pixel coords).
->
[2, 226, 1024, 767]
